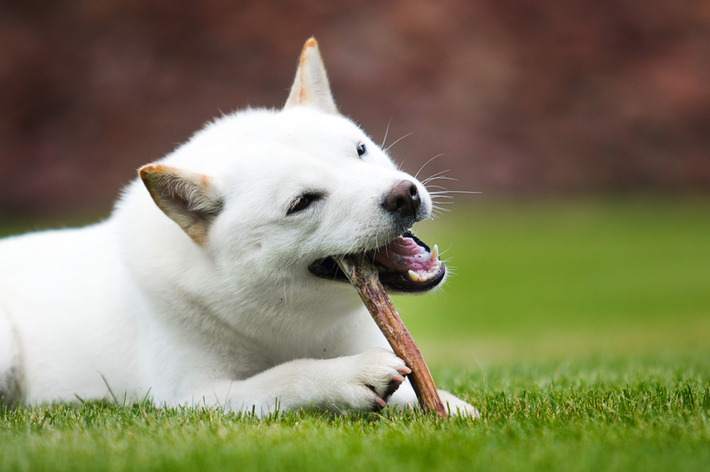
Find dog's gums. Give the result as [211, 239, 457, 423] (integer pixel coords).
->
[308, 231, 446, 293]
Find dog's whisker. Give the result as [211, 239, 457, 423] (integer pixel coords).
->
[429, 190, 481, 195]
[384, 132, 413, 153]
[431, 204, 452, 214]
[439, 245, 454, 257]
[422, 176, 455, 187]
[422, 177, 459, 186]
[381, 116, 393, 149]
[414, 154, 445, 180]
[424, 176, 458, 185]
[421, 169, 451, 183]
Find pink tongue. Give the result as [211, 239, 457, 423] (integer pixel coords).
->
[369, 236, 436, 272]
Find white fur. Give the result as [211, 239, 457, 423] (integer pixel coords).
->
[0, 40, 477, 418]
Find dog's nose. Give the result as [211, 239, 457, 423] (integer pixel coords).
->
[383, 180, 421, 218]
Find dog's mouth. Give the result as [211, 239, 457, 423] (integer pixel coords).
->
[308, 231, 446, 293]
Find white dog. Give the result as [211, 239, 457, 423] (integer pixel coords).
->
[0, 39, 477, 417]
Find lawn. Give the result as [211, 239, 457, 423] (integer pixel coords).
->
[1, 196, 709, 471]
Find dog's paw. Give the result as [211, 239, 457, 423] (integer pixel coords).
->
[342, 348, 411, 411]
[438, 390, 480, 418]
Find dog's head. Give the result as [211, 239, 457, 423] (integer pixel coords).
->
[133, 39, 446, 300]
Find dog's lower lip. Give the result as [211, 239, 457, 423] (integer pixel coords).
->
[308, 231, 446, 293]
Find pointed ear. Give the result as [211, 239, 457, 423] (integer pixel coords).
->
[284, 38, 338, 114]
[138, 164, 223, 246]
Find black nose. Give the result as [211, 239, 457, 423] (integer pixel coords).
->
[383, 180, 421, 219]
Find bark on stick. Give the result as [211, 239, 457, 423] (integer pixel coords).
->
[338, 255, 447, 417]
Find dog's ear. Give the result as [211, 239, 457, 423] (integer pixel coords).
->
[138, 164, 223, 246]
[284, 38, 338, 114]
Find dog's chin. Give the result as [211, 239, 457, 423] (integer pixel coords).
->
[307, 231, 446, 294]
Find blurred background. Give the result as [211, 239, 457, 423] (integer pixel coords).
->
[2, 0, 709, 216]
[1, 0, 708, 365]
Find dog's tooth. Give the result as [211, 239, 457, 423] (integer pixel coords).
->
[408, 270, 420, 282]
[430, 244, 439, 261]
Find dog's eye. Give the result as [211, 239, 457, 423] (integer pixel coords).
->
[356, 143, 367, 157]
[287, 193, 322, 215]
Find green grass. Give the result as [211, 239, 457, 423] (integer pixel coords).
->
[395, 196, 710, 363]
[2, 196, 709, 471]
[2, 357, 708, 472]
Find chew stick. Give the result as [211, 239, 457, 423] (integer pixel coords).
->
[338, 255, 448, 417]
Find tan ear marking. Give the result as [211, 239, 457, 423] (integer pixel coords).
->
[138, 164, 223, 246]
[284, 37, 338, 114]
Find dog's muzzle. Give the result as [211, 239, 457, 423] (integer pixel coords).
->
[308, 231, 446, 293]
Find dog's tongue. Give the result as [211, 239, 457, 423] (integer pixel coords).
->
[367, 235, 442, 284]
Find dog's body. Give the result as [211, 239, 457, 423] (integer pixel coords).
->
[0, 40, 477, 417]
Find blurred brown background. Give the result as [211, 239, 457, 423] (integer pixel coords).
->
[1, 0, 709, 217]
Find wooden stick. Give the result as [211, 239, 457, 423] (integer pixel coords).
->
[337, 255, 448, 417]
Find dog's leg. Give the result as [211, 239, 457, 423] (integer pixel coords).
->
[436, 390, 480, 418]
[176, 348, 410, 417]
[386, 380, 480, 418]
[0, 307, 23, 406]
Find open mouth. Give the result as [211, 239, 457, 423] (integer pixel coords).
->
[308, 231, 446, 293]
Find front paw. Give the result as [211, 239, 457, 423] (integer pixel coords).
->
[438, 390, 480, 418]
[341, 348, 411, 412]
